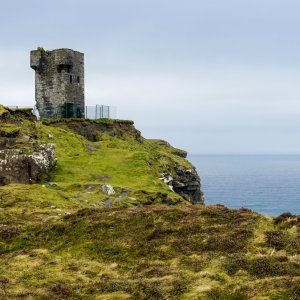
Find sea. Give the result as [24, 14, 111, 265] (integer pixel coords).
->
[189, 155, 300, 216]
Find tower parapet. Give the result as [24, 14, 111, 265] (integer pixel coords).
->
[30, 48, 84, 119]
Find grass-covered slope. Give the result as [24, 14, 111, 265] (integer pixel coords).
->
[0, 205, 299, 299]
[0, 106, 199, 207]
[0, 106, 299, 299]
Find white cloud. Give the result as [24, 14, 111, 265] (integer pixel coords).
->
[1, 0, 300, 153]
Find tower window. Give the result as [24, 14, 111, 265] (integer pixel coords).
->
[57, 65, 72, 73]
[70, 75, 72, 84]
[77, 76, 80, 83]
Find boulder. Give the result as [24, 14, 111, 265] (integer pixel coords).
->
[0, 142, 56, 184]
[102, 184, 115, 195]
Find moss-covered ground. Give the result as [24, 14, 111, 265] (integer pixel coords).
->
[0, 204, 299, 299]
[0, 107, 299, 299]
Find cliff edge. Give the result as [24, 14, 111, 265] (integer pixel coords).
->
[0, 105, 204, 205]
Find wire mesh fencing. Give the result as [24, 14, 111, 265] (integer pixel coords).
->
[85, 105, 117, 120]
[8, 104, 117, 120]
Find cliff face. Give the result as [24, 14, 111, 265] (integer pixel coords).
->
[42, 118, 143, 142]
[173, 165, 203, 203]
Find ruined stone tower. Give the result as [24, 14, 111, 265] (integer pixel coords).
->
[30, 48, 84, 118]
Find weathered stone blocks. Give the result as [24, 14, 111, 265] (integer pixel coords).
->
[30, 48, 84, 119]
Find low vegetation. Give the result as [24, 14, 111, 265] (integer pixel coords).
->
[0, 106, 299, 299]
[0, 203, 299, 299]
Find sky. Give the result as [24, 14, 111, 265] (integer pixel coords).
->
[1, 0, 300, 154]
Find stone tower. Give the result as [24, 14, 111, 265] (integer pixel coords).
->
[30, 48, 84, 119]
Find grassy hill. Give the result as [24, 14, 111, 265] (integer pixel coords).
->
[0, 106, 299, 299]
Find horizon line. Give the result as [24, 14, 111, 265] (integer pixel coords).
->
[188, 153, 300, 156]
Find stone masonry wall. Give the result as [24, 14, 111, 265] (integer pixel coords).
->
[30, 48, 84, 119]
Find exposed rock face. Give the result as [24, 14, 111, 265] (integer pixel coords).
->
[0, 106, 56, 185]
[173, 165, 204, 203]
[161, 165, 204, 204]
[0, 143, 56, 184]
[44, 119, 142, 142]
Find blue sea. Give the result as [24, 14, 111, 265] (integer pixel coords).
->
[189, 155, 300, 216]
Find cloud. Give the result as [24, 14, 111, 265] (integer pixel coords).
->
[1, 0, 300, 153]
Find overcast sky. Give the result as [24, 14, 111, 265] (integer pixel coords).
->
[1, 0, 300, 154]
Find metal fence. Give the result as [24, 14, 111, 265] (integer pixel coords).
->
[8, 104, 116, 120]
[85, 105, 117, 119]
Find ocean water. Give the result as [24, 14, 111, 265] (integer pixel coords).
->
[189, 155, 300, 216]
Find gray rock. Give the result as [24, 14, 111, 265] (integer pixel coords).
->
[102, 184, 115, 195]
[172, 165, 204, 204]
[0, 142, 56, 185]
[161, 165, 204, 204]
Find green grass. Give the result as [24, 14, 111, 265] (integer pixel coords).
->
[37, 122, 191, 194]
[0, 123, 20, 137]
[0, 113, 299, 299]
[0, 205, 299, 299]
[0, 105, 9, 117]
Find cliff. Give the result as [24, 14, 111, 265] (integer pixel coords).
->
[0, 106, 203, 205]
[0, 106, 299, 299]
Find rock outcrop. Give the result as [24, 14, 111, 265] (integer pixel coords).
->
[0, 143, 56, 184]
[173, 165, 203, 203]
[161, 165, 204, 204]
[0, 106, 56, 185]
